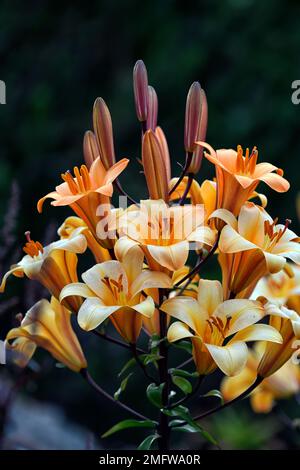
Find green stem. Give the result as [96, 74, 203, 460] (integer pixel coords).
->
[157, 290, 170, 451]
[191, 376, 263, 422]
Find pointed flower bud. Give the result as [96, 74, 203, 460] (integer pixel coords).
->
[189, 89, 208, 174]
[142, 130, 169, 201]
[133, 60, 149, 122]
[184, 81, 202, 154]
[146, 85, 158, 131]
[83, 131, 100, 169]
[155, 126, 171, 182]
[93, 97, 116, 170]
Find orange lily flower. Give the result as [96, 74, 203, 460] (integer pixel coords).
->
[37, 156, 129, 245]
[60, 241, 172, 343]
[214, 202, 300, 298]
[0, 231, 87, 312]
[198, 142, 289, 228]
[221, 345, 300, 413]
[161, 279, 282, 376]
[6, 297, 87, 372]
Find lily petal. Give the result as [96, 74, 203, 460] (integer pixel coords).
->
[147, 241, 189, 271]
[230, 324, 283, 344]
[205, 341, 248, 376]
[167, 321, 194, 342]
[78, 298, 120, 331]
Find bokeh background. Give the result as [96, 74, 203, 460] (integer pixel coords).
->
[0, 0, 300, 450]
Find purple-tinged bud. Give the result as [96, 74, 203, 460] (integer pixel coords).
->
[146, 85, 158, 131]
[184, 81, 202, 153]
[133, 60, 149, 122]
[83, 131, 100, 169]
[190, 89, 208, 174]
[93, 97, 116, 170]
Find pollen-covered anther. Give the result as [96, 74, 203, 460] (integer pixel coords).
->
[235, 145, 258, 175]
[23, 232, 44, 257]
[61, 165, 91, 195]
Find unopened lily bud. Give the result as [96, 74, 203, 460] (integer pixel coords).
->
[146, 86, 158, 131]
[184, 81, 202, 153]
[83, 131, 100, 168]
[155, 126, 171, 182]
[93, 97, 116, 169]
[133, 60, 149, 122]
[190, 89, 208, 174]
[142, 130, 169, 201]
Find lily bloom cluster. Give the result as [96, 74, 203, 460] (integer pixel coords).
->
[1, 60, 300, 448]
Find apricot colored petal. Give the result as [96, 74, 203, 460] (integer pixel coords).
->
[131, 271, 172, 298]
[219, 225, 257, 253]
[258, 173, 290, 193]
[147, 241, 189, 271]
[78, 298, 120, 331]
[167, 321, 194, 343]
[205, 341, 248, 376]
[197, 279, 223, 316]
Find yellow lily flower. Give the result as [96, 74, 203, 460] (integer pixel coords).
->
[0, 231, 87, 312]
[258, 305, 300, 377]
[5, 297, 87, 372]
[37, 156, 129, 244]
[161, 279, 282, 376]
[221, 346, 300, 413]
[58, 216, 111, 263]
[117, 199, 216, 272]
[252, 263, 300, 313]
[198, 142, 289, 228]
[169, 178, 217, 220]
[60, 242, 172, 343]
[214, 202, 300, 298]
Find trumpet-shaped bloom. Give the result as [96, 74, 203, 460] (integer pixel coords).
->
[6, 297, 87, 372]
[198, 143, 289, 228]
[251, 264, 300, 312]
[0, 231, 87, 312]
[37, 157, 128, 243]
[161, 279, 282, 376]
[117, 199, 216, 272]
[258, 305, 300, 377]
[214, 202, 300, 298]
[60, 242, 172, 343]
[221, 346, 300, 413]
[58, 216, 111, 263]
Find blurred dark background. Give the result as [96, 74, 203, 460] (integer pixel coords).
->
[0, 0, 300, 450]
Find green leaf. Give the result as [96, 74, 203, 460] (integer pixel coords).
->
[149, 334, 161, 349]
[114, 373, 133, 400]
[172, 340, 192, 354]
[146, 382, 165, 408]
[140, 353, 163, 366]
[170, 368, 199, 379]
[118, 357, 136, 377]
[137, 433, 159, 450]
[102, 419, 156, 438]
[201, 389, 224, 404]
[163, 406, 218, 446]
[172, 376, 192, 395]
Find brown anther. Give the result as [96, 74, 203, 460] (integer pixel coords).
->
[15, 313, 23, 324]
